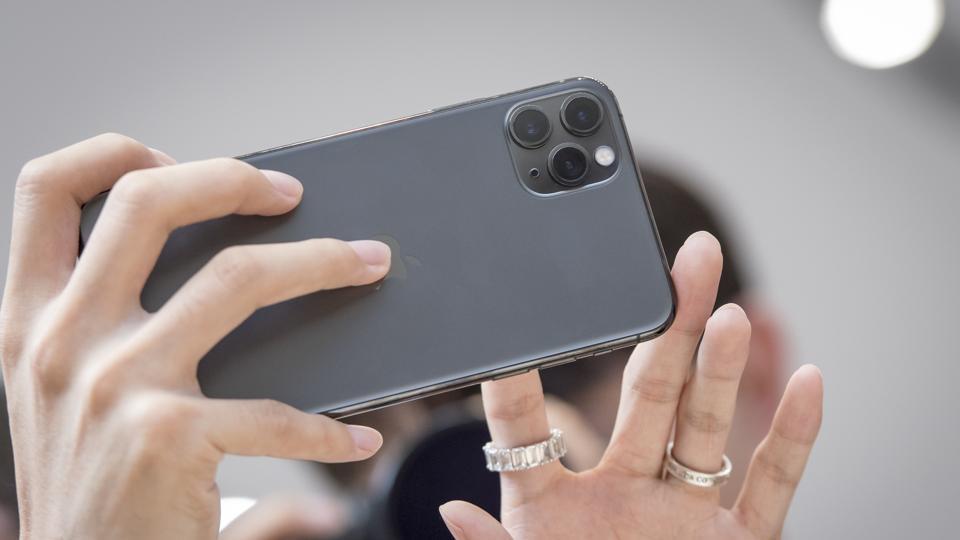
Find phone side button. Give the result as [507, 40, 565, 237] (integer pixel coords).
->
[540, 356, 580, 370]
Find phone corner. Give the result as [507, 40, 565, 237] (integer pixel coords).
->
[641, 284, 679, 343]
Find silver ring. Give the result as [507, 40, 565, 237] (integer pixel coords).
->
[661, 442, 732, 488]
[483, 429, 567, 472]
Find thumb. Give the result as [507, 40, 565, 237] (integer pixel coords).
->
[438, 501, 512, 540]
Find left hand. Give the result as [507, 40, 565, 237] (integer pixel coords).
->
[439, 232, 823, 539]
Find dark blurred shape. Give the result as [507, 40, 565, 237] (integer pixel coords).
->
[641, 165, 747, 306]
[0, 393, 18, 537]
[329, 417, 499, 540]
[387, 419, 498, 539]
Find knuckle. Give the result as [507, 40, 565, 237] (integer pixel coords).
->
[252, 399, 297, 438]
[22, 303, 84, 389]
[26, 335, 71, 389]
[485, 391, 542, 422]
[309, 238, 363, 277]
[93, 132, 148, 161]
[206, 157, 257, 181]
[16, 156, 59, 196]
[14, 297, 84, 384]
[76, 354, 133, 416]
[107, 170, 165, 225]
[682, 408, 730, 435]
[0, 318, 24, 369]
[127, 394, 197, 443]
[753, 447, 801, 488]
[110, 170, 158, 207]
[629, 375, 682, 405]
[210, 247, 263, 291]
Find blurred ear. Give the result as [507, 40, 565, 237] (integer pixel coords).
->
[737, 294, 787, 419]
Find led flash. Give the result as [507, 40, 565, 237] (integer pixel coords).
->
[594, 146, 616, 167]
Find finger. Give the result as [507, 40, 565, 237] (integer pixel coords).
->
[204, 398, 383, 463]
[481, 371, 563, 500]
[735, 365, 823, 539]
[6, 133, 169, 306]
[219, 494, 349, 540]
[669, 303, 751, 495]
[139, 238, 390, 365]
[438, 501, 512, 540]
[602, 231, 722, 476]
[68, 158, 303, 312]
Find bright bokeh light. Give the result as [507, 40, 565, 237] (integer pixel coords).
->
[821, 0, 945, 69]
[219, 497, 257, 532]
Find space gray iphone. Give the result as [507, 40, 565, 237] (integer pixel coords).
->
[80, 78, 675, 417]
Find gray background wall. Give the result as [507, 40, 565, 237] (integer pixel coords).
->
[1, 1, 958, 537]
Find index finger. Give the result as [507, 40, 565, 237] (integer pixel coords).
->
[481, 370, 564, 501]
[6, 133, 171, 307]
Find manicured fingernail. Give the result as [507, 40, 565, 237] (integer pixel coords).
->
[347, 425, 383, 453]
[347, 240, 391, 268]
[149, 147, 177, 166]
[261, 169, 303, 198]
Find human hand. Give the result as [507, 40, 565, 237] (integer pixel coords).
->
[439, 232, 823, 539]
[0, 134, 390, 539]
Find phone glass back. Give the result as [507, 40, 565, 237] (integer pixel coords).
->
[80, 78, 675, 416]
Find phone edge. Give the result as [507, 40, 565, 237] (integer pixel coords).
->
[326, 319, 672, 419]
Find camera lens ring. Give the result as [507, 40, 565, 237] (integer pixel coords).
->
[560, 92, 604, 136]
[508, 105, 552, 148]
[547, 143, 590, 187]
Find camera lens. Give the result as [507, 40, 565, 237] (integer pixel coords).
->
[560, 93, 604, 136]
[509, 106, 552, 148]
[548, 144, 589, 187]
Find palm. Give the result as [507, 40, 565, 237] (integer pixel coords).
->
[501, 470, 749, 539]
[441, 233, 823, 540]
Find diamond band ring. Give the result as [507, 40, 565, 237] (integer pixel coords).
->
[483, 429, 567, 472]
[661, 442, 732, 488]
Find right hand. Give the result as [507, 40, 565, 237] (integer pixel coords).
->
[440, 233, 823, 539]
[0, 134, 391, 539]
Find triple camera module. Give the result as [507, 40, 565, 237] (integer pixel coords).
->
[506, 91, 618, 195]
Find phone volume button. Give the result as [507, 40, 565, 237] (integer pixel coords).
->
[541, 356, 579, 370]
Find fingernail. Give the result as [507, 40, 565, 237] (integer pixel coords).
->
[148, 147, 177, 166]
[347, 240, 391, 268]
[347, 425, 383, 454]
[261, 169, 303, 198]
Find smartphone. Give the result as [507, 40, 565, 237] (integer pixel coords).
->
[80, 77, 675, 417]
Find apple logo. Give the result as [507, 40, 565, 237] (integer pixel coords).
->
[371, 234, 422, 282]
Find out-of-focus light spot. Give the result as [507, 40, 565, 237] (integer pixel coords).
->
[821, 0, 945, 69]
[220, 496, 257, 532]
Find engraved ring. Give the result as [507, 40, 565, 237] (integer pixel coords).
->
[661, 442, 732, 488]
[483, 428, 567, 472]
